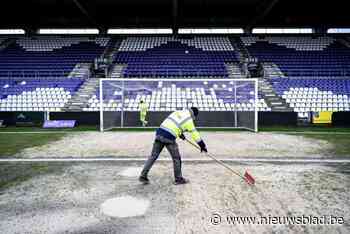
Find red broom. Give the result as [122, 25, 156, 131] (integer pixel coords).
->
[185, 139, 256, 186]
[244, 171, 255, 185]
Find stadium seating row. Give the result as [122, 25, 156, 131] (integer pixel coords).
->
[245, 37, 350, 77]
[0, 37, 108, 79]
[118, 37, 235, 51]
[115, 41, 238, 77]
[241, 36, 335, 51]
[0, 78, 82, 111]
[86, 82, 268, 112]
[271, 78, 350, 112]
[17, 37, 110, 51]
[0, 36, 350, 115]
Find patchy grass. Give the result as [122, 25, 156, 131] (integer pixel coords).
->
[0, 133, 66, 156]
[300, 134, 350, 156]
[0, 162, 66, 191]
[260, 125, 350, 133]
[1, 125, 349, 158]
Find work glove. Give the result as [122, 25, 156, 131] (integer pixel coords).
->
[179, 133, 186, 140]
[198, 140, 207, 153]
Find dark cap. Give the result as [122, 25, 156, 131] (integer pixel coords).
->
[190, 107, 199, 117]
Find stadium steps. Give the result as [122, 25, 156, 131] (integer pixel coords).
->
[230, 37, 251, 60]
[229, 37, 252, 78]
[258, 78, 293, 112]
[0, 38, 16, 51]
[338, 37, 350, 48]
[103, 37, 123, 60]
[225, 63, 245, 79]
[110, 64, 127, 78]
[262, 62, 286, 78]
[68, 63, 91, 79]
[103, 38, 125, 78]
[62, 78, 100, 111]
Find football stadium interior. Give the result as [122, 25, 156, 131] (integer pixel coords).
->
[0, 1, 350, 233]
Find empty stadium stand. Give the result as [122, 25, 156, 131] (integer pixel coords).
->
[0, 36, 110, 112]
[0, 37, 109, 79]
[270, 78, 350, 117]
[114, 37, 238, 77]
[84, 81, 268, 112]
[242, 36, 350, 77]
[0, 35, 350, 116]
[0, 78, 83, 112]
[241, 36, 350, 116]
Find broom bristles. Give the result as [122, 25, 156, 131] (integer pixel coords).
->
[244, 171, 255, 185]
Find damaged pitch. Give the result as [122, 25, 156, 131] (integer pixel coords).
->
[118, 167, 143, 177]
[0, 161, 349, 233]
[101, 196, 150, 218]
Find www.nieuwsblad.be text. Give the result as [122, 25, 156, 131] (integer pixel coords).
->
[210, 213, 345, 226]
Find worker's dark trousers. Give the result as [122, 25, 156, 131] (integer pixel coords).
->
[140, 135, 182, 180]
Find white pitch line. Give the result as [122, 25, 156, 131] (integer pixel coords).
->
[0, 157, 350, 164]
[270, 131, 350, 135]
[1, 131, 350, 134]
[0, 131, 74, 134]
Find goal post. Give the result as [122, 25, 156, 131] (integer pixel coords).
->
[99, 78, 258, 132]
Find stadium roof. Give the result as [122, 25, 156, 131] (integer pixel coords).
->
[0, 0, 348, 31]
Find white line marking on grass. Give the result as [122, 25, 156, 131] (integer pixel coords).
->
[0, 131, 350, 134]
[270, 131, 350, 135]
[0, 131, 77, 134]
[1, 157, 350, 164]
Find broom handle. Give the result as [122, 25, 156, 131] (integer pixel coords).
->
[185, 138, 247, 181]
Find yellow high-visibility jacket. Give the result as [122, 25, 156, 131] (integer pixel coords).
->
[139, 102, 148, 115]
[160, 110, 201, 143]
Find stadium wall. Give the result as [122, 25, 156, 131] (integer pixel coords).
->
[258, 112, 297, 126]
[92, 111, 256, 128]
[48, 111, 298, 127]
[0, 111, 299, 127]
[0, 112, 44, 126]
[332, 112, 350, 126]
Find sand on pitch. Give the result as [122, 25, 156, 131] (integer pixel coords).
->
[17, 132, 333, 158]
[0, 163, 349, 233]
[118, 167, 143, 177]
[101, 196, 150, 218]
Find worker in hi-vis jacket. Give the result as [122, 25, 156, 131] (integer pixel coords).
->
[139, 107, 207, 185]
[139, 100, 148, 127]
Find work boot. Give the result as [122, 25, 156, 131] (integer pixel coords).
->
[173, 177, 189, 185]
[139, 176, 150, 184]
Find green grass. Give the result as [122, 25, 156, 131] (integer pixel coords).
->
[0, 133, 66, 156]
[260, 125, 350, 133]
[0, 125, 98, 132]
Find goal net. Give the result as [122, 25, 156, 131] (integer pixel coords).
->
[99, 78, 258, 132]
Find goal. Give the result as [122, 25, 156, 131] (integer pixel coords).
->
[99, 78, 258, 132]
